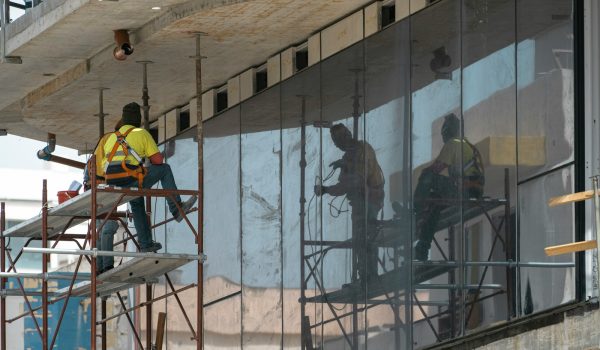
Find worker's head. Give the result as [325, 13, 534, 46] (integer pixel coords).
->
[441, 113, 460, 143]
[330, 123, 353, 151]
[122, 102, 142, 127]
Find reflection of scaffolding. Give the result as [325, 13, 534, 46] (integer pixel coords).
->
[299, 163, 576, 348]
[0, 159, 204, 350]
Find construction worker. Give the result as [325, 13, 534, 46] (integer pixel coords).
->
[413, 113, 485, 261]
[102, 102, 197, 253]
[315, 123, 385, 283]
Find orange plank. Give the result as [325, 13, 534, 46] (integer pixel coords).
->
[548, 190, 596, 207]
[545, 240, 597, 256]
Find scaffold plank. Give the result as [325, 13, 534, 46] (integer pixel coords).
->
[3, 187, 136, 238]
[54, 256, 194, 298]
[303, 265, 454, 304]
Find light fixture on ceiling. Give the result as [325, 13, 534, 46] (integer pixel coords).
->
[113, 29, 134, 61]
[151, 6, 161, 10]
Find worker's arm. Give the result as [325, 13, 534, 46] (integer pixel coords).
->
[423, 160, 448, 174]
[322, 182, 346, 196]
[149, 152, 164, 165]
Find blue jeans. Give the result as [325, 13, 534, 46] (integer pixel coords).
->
[118, 164, 182, 248]
[96, 219, 119, 271]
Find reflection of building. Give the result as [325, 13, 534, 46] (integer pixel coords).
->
[1, 0, 599, 349]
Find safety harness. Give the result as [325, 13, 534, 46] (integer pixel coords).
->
[462, 139, 485, 191]
[103, 127, 146, 185]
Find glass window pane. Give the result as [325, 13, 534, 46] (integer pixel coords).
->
[204, 107, 241, 302]
[241, 87, 282, 347]
[158, 128, 199, 292]
[461, 0, 518, 330]
[518, 166, 575, 314]
[281, 65, 323, 349]
[320, 41, 367, 349]
[410, 0, 462, 345]
[205, 295, 242, 349]
[517, 0, 574, 181]
[364, 18, 412, 349]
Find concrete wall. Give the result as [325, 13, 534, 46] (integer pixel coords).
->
[474, 306, 600, 350]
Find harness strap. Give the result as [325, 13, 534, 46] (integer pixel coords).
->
[104, 127, 146, 185]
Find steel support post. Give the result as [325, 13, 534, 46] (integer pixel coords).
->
[42, 180, 48, 350]
[101, 298, 107, 350]
[94, 88, 109, 136]
[137, 61, 153, 131]
[90, 155, 98, 350]
[0, 202, 5, 350]
[146, 283, 152, 349]
[299, 97, 307, 350]
[194, 32, 206, 350]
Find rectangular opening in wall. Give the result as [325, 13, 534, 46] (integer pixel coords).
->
[149, 123, 159, 144]
[382, 1, 396, 28]
[295, 43, 309, 72]
[178, 107, 190, 132]
[255, 65, 268, 93]
[216, 86, 228, 113]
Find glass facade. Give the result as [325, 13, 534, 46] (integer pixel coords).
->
[196, 0, 576, 348]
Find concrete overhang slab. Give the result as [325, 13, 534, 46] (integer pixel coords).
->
[5, 0, 371, 150]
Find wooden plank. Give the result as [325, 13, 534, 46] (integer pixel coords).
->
[155, 312, 167, 350]
[545, 240, 597, 256]
[548, 190, 596, 207]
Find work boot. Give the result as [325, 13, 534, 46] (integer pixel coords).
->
[413, 240, 430, 261]
[140, 241, 162, 253]
[173, 195, 198, 223]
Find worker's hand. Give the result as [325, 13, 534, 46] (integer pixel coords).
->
[314, 185, 328, 196]
[329, 159, 344, 169]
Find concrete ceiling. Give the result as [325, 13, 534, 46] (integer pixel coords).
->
[0, 0, 370, 151]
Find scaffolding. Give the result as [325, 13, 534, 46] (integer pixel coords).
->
[0, 161, 204, 349]
[299, 165, 577, 349]
[0, 32, 207, 350]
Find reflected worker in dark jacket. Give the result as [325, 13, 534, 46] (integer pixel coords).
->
[414, 113, 485, 261]
[315, 124, 385, 282]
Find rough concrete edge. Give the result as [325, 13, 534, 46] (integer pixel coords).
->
[424, 301, 598, 350]
[133, 0, 250, 44]
[6, 0, 90, 54]
[15, 0, 250, 119]
[21, 59, 90, 109]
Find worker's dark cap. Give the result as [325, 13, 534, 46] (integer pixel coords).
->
[122, 102, 142, 127]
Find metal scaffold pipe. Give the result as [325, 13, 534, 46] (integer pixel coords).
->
[94, 88, 109, 136]
[0, 272, 89, 280]
[192, 31, 207, 350]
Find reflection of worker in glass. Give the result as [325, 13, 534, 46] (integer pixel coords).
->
[414, 113, 485, 261]
[315, 124, 385, 282]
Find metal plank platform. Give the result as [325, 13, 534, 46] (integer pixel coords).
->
[305, 197, 506, 251]
[303, 265, 454, 304]
[3, 186, 138, 238]
[55, 256, 194, 297]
